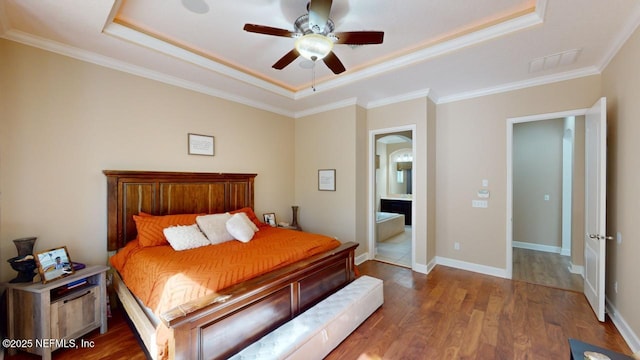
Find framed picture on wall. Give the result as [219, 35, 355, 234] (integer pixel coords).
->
[318, 169, 336, 191]
[188, 133, 215, 156]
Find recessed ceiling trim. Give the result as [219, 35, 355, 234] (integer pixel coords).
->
[293, 6, 545, 100]
[103, 21, 297, 99]
[107, 0, 545, 101]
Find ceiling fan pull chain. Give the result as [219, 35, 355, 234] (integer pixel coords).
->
[312, 63, 317, 92]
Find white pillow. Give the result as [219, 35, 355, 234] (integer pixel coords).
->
[226, 213, 255, 243]
[163, 224, 210, 251]
[235, 211, 259, 232]
[196, 213, 234, 244]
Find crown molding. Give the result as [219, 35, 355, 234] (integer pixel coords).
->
[1, 29, 295, 118]
[597, 3, 640, 72]
[367, 88, 431, 109]
[436, 66, 601, 104]
[294, 97, 358, 118]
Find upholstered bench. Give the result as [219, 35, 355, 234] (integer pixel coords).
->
[231, 275, 384, 360]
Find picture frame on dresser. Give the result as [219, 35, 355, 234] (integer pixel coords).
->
[34, 246, 74, 284]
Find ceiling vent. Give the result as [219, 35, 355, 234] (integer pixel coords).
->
[528, 49, 581, 73]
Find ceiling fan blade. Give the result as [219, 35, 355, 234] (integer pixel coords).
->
[333, 31, 384, 45]
[323, 51, 346, 74]
[243, 24, 296, 38]
[308, 0, 332, 33]
[272, 49, 301, 70]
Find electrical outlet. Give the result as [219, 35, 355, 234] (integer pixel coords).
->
[614, 281, 618, 293]
[454, 242, 460, 250]
[617, 232, 622, 244]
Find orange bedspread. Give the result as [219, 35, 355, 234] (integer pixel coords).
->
[110, 226, 341, 315]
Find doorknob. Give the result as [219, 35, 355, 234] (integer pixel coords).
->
[588, 234, 614, 240]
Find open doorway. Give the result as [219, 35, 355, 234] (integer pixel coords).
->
[509, 114, 585, 292]
[372, 129, 414, 268]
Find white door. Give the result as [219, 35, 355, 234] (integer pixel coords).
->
[584, 97, 607, 322]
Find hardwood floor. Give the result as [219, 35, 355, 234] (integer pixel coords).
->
[5, 306, 148, 360]
[6, 261, 631, 359]
[327, 261, 630, 360]
[512, 247, 584, 292]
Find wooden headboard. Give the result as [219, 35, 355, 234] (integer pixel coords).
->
[104, 170, 257, 251]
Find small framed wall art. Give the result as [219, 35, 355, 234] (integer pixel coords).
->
[318, 169, 336, 191]
[188, 133, 215, 156]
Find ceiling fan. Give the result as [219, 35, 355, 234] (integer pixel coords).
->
[243, 0, 384, 74]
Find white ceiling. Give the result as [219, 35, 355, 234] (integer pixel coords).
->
[1, 0, 639, 117]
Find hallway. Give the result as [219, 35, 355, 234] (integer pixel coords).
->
[512, 247, 583, 292]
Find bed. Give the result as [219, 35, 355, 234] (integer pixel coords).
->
[104, 170, 358, 360]
[376, 211, 405, 242]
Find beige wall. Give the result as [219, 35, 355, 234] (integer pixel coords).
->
[513, 119, 564, 248]
[0, 39, 295, 281]
[294, 105, 367, 256]
[435, 76, 601, 269]
[602, 23, 640, 350]
[3, 25, 639, 351]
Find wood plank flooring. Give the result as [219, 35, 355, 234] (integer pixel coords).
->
[327, 261, 630, 360]
[512, 247, 584, 292]
[5, 261, 632, 359]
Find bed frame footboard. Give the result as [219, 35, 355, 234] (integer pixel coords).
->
[162, 241, 358, 360]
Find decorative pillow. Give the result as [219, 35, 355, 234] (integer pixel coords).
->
[226, 213, 255, 243]
[133, 213, 201, 247]
[230, 207, 264, 229]
[163, 224, 210, 251]
[196, 213, 234, 244]
[232, 211, 259, 232]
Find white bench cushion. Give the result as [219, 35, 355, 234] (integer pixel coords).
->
[231, 275, 384, 360]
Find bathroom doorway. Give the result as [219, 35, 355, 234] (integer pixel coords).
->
[372, 129, 414, 268]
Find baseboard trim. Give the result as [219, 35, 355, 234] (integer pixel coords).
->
[435, 256, 508, 279]
[606, 298, 640, 354]
[568, 262, 585, 277]
[355, 252, 369, 266]
[513, 241, 562, 254]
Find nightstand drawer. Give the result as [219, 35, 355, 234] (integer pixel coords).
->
[50, 285, 100, 346]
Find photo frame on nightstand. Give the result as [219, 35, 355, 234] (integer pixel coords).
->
[263, 213, 277, 227]
[34, 246, 75, 284]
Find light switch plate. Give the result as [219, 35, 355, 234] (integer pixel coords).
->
[472, 200, 488, 208]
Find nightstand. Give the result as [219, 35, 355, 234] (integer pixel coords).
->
[4, 265, 109, 360]
[278, 225, 301, 231]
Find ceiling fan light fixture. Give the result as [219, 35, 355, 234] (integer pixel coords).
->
[295, 34, 334, 61]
